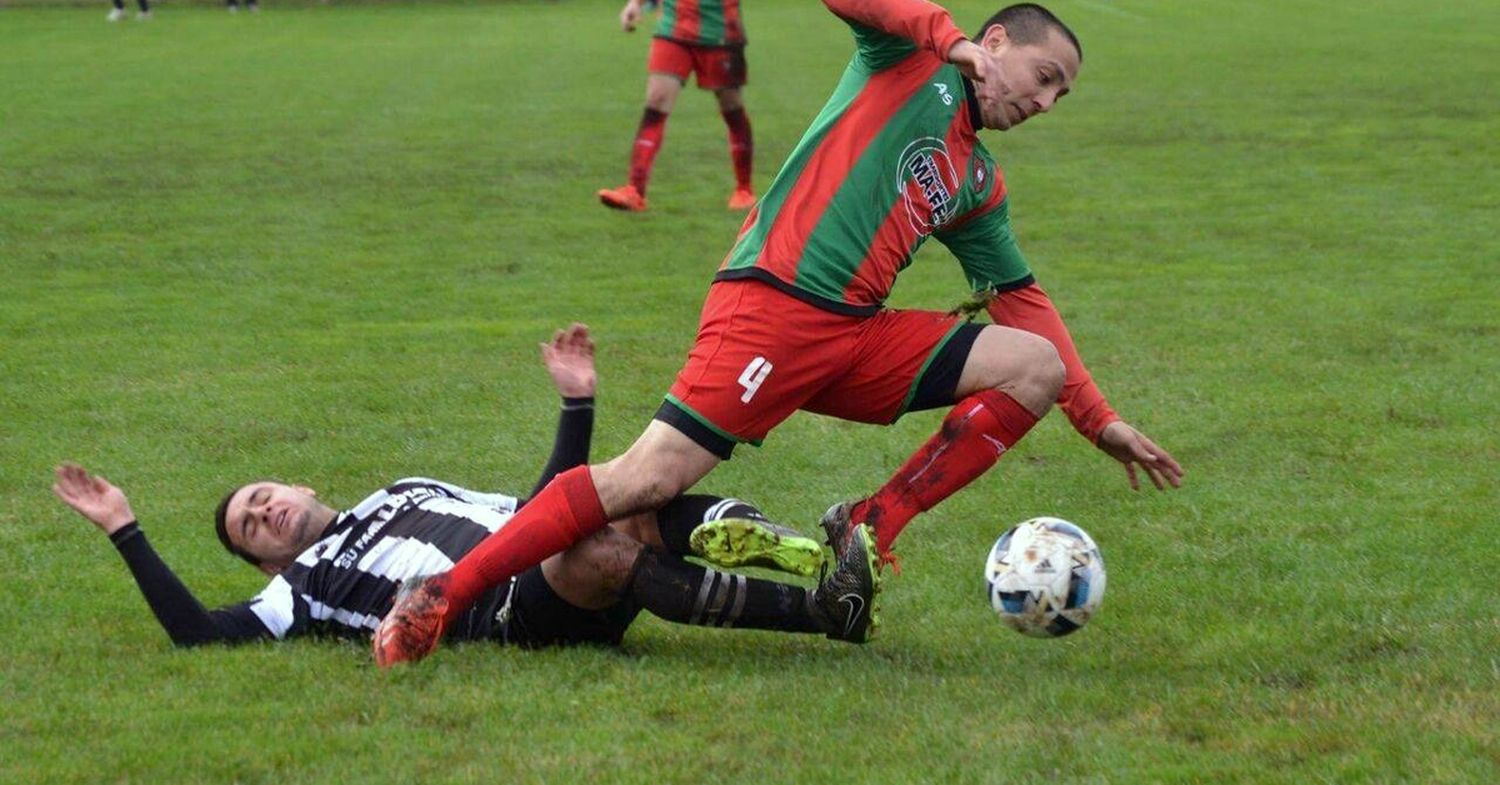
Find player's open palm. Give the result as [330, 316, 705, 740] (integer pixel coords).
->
[52, 463, 136, 534]
[540, 323, 597, 398]
[1096, 422, 1184, 491]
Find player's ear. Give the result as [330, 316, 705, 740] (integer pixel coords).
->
[294, 485, 317, 497]
[980, 23, 1010, 53]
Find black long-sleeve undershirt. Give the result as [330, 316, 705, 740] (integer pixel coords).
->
[526, 396, 594, 500]
[109, 395, 595, 647]
[108, 524, 269, 646]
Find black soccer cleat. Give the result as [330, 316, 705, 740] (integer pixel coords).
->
[808, 516, 881, 644]
[819, 500, 859, 552]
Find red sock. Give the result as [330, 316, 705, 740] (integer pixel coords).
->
[628, 108, 668, 195]
[721, 107, 753, 189]
[441, 466, 609, 620]
[854, 390, 1040, 556]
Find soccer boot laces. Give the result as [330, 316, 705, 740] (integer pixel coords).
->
[821, 500, 901, 572]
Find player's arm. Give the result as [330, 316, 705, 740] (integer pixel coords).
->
[51, 464, 274, 646]
[984, 286, 1183, 490]
[527, 324, 598, 498]
[823, 0, 986, 75]
[937, 208, 1185, 491]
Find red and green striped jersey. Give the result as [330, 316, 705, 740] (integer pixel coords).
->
[655, 0, 746, 47]
[715, 8, 1031, 316]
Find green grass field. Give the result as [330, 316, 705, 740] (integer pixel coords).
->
[2, 1, 1497, 782]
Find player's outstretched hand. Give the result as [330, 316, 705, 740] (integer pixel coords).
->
[52, 463, 137, 535]
[1095, 422, 1184, 491]
[946, 40, 995, 83]
[620, 0, 642, 32]
[540, 323, 597, 398]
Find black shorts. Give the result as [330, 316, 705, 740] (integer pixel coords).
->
[488, 566, 642, 649]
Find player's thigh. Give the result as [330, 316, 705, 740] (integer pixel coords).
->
[646, 39, 690, 109]
[953, 324, 1062, 399]
[694, 46, 747, 92]
[803, 310, 981, 423]
[644, 73, 684, 113]
[665, 281, 857, 452]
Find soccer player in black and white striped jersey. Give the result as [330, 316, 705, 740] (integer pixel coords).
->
[52, 326, 871, 650]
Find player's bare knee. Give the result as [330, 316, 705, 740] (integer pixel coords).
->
[999, 332, 1063, 412]
[1028, 336, 1066, 401]
[547, 529, 642, 606]
[644, 77, 681, 113]
[581, 529, 643, 595]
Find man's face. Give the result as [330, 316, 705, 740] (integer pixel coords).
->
[973, 26, 1080, 131]
[223, 482, 323, 571]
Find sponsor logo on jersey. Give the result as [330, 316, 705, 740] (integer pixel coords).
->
[896, 137, 960, 236]
[334, 487, 443, 569]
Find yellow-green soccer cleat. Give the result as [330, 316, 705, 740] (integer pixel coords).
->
[689, 517, 827, 578]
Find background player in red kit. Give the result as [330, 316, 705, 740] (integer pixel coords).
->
[597, 0, 756, 212]
[378, 0, 1184, 666]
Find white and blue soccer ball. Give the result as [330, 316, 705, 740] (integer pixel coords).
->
[984, 517, 1106, 638]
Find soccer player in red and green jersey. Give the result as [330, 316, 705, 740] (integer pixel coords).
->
[597, 0, 756, 212]
[376, 0, 1184, 665]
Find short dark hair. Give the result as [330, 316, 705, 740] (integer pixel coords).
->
[978, 3, 1082, 62]
[214, 484, 262, 567]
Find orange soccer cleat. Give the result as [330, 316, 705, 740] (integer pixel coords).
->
[727, 187, 756, 210]
[597, 184, 648, 212]
[372, 574, 452, 667]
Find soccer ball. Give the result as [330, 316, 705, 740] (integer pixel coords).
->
[984, 517, 1106, 638]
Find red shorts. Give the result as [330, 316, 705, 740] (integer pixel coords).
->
[662, 280, 982, 457]
[648, 37, 747, 90]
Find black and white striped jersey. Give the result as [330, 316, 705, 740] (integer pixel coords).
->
[105, 397, 595, 647]
[220, 478, 518, 640]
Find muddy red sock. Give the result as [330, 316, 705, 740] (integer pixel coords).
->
[854, 390, 1040, 555]
[721, 107, 753, 189]
[441, 466, 608, 619]
[628, 108, 668, 195]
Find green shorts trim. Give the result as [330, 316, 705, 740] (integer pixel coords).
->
[658, 395, 763, 460]
[893, 320, 974, 421]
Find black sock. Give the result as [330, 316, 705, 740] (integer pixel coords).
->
[655, 494, 768, 555]
[628, 548, 822, 634]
